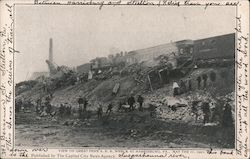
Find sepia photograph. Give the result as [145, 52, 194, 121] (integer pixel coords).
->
[14, 5, 236, 148]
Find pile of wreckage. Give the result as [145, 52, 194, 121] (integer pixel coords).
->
[16, 50, 193, 101]
[15, 47, 235, 130]
[144, 89, 235, 125]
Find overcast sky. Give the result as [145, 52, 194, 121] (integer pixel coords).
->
[15, 5, 235, 83]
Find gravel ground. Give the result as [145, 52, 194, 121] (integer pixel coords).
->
[15, 111, 234, 148]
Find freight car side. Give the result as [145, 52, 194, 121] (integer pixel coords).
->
[193, 33, 235, 60]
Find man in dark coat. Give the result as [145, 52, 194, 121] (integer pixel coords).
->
[197, 76, 201, 89]
[106, 103, 113, 114]
[202, 74, 208, 88]
[137, 95, 144, 111]
[66, 105, 72, 116]
[97, 104, 103, 119]
[202, 102, 210, 124]
[187, 77, 192, 91]
[59, 103, 65, 117]
[128, 95, 135, 111]
[83, 97, 88, 112]
[36, 98, 42, 114]
[191, 101, 199, 122]
[46, 103, 52, 115]
[222, 102, 233, 127]
[44, 97, 51, 114]
[78, 96, 84, 118]
[180, 80, 186, 94]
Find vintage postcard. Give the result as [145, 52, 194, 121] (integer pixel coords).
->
[0, 0, 249, 158]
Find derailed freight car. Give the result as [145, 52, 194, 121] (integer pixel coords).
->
[193, 33, 235, 67]
[86, 33, 235, 77]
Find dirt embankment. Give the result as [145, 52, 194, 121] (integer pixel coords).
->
[17, 66, 233, 99]
[16, 66, 235, 121]
[15, 65, 235, 148]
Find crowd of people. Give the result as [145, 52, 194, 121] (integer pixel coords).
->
[171, 74, 232, 126]
[16, 89, 232, 127]
[173, 73, 212, 96]
[190, 99, 233, 127]
[16, 94, 145, 120]
[75, 94, 145, 120]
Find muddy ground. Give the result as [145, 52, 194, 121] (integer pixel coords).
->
[15, 110, 234, 148]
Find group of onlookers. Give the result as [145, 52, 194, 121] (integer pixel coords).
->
[173, 73, 214, 96]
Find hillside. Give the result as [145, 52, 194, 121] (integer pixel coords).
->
[15, 63, 235, 148]
[16, 64, 235, 122]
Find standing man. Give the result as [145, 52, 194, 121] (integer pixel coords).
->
[67, 105, 72, 116]
[191, 101, 199, 122]
[222, 101, 233, 127]
[36, 98, 42, 114]
[97, 104, 103, 119]
[83, 97, 88, 112]
[44, 96, 51, 114]
[197, 76, 201, 89]
[43, 81, 47, 92]
[128, 95, 135, 111]
[59, 103, 64, 117]
[173, 81, 179, 97]
[180, 80, 186, 94]
[64, 103, 71, 116]
[187, 77, 192, 91]
[78, 96, 84, 118]
[202, 74, 208, 88]
[46, 102, 52, 115]
[137, 95, 144, 111]
[202, 102, 210, 124]
[106, 103, 113, 114]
